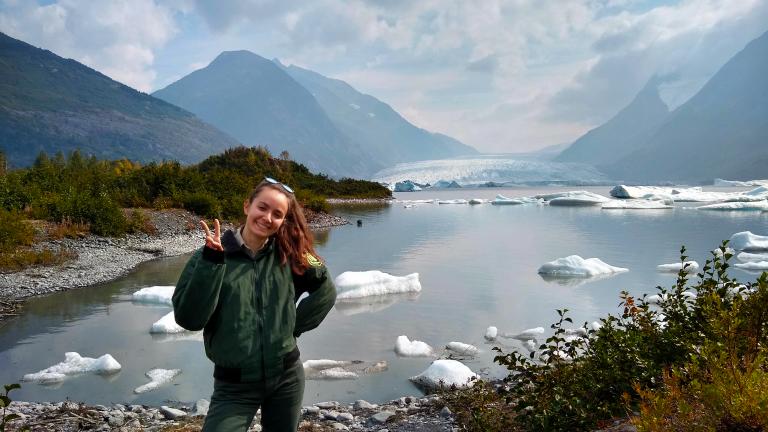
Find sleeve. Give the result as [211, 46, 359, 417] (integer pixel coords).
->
[172, 247, 227, 331]
[293, 262, 337, 337]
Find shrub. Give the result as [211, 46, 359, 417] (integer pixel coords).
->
[0, 248, 76, 273]
[125, 209, 157, 235]
[0, 209, 35, 252]
[181, 192, 221, 218]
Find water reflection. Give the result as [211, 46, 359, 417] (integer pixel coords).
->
[538, 272, 621, 287]
[334, 292, 421, 316]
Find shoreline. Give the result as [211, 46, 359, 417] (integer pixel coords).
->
[0, 208, 349, 303]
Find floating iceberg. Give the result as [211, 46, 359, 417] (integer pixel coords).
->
[546, 191, 609, 207]
[334, 271, 421, 299]
[395, 335, 434, 357]
[503, 327, 545, 341]
[610, 185, 767, 203]
[445, 342, 479, 356]
[657, 261, 700, 273]
[738, 252, 768, 262]
[134, 368, 181, 394]
[714, 247, 736, 258]
[491, 194, 526, 205]
[303, 359, 387, 380]
[697, 201, 768, 211]
[150, 311, 186, 334]
[393, 180, 424, 192]
[437, 199, 468, 205]
[23, 352, 122, 384]
[431, 180, 462, 189]
[484, 326, 498, 341]
[730, 231, 768, 251]
[734, 261, 768, 271]
[537, 256, 628, 277]
[410, 359, 477, 389]
[132, 286, 175, 306]
[468, 198, 487, 205]
[602, 199, 673, 210]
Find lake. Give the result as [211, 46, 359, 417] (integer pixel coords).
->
[1, 186, 766, 406]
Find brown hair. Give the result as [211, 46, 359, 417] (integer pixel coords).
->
[247, 181, 320, 275]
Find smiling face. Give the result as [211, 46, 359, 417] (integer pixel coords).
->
[243, 187, 290, 245]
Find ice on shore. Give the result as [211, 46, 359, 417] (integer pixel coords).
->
[150, 311, 186, 334]
[334, 271, 421, 299]
[303, 359, 388, 380]
[445, 342, 480, 356]
[502, 327, 545, 341]
[538, 256, 628, 277]
[730, 231, 768, 251]
[23, 352, 122, 384]
[602, 199, 673, 210]
[697, 201, 768, 211]
[484, 326, 498, 341]
[410, 359, 477, 389]
[132, 286, 175, 306]
[657, 261, 700, 273]
[395, 335, 434, 357]
[734, 261, 768, 271]
[738, 252, 768, 262]
[134, 369, 181, 394]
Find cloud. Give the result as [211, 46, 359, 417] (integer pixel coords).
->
[0, 0, 178, 91]
[544, 0, 768, 124]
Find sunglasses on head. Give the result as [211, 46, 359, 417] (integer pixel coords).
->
[264, 177, 294, 194]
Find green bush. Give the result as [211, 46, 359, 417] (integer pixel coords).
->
[0, 209, 35, 252]
[181, 192, 221, 218]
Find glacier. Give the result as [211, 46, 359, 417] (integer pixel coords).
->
[372, 156, 611, 186]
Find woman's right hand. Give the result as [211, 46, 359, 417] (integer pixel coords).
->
[200, 219, 224, 251]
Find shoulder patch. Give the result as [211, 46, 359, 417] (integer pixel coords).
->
[305, 253, 322, 267]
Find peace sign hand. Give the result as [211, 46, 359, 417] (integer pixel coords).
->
[200, 219, 223, 252]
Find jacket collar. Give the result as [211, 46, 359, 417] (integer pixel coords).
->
[222, 227, 274, 259]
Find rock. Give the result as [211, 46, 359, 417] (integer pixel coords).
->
[322, 410, 339, 420]
[129, 404, 144, 413]
[193, 399, 210, 416]
[160, 405, 187, 420]
[440, 406, 453, 418]
[303, 406, 320, 415]
[107, 411, 125, 427]
[337, 412, 354, 422]
[332, 422, 349, 430]
[315, 401, 338, 409]
[370, 411, 395, 424]
[354, 400, 378, 410]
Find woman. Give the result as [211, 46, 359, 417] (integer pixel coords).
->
[173, 178, 337, 432]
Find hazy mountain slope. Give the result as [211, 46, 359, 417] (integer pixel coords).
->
[555, 78, 669, 166]
[153, 51, 375, 178]
[605, 30, 768, 182]
[0, 32, 240, 167]
[280, 63, 477, 167]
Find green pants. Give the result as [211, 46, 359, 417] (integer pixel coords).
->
[202, 359, 305, 432]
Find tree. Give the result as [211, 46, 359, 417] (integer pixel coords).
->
[279, 150, 291, 161]
[0, 151, 6, 176]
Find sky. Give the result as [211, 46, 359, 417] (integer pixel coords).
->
[1, 0, 766, 153]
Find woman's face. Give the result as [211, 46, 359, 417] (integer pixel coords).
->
[243, 187, 290, 240]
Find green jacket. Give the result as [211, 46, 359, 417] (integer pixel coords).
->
[172, 228, 336, 381]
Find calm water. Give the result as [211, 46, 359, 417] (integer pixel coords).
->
[1, 186, 766, 406]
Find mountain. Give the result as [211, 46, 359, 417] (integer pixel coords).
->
[605, 30, 768, 183]
[153, 51, 375, 178]
[279, 62, 477, 169]
[555, 78, 669, 166]
[0, 32, 240, 168]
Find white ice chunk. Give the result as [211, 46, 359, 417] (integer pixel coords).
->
[445, 342, 479, 356]
[698, 201, 768, 211]
[738, 252, 768, 262]
[714, 179, 768, 187]
[150, 311, 186, 334]
[543, 191, 609, 206]
[437, 199, 468, 205]
[610, 185, 739, 202]
[646, 294, 667, 305]
[502, 327, 545, 341]
[410, 359, 477, 389]
[491, 194, 527, 205]
[537, 256, 628, 277]
[657, 261, 700, 273]
[23, 352, 121, 384]
[484, 326, 498, 341]
[132, 286, 175, 306]
[334, 271, 421, 299]
[734, 261, 768, 271]
[521, 339, 537, 352]
[468, 198, 487, 205]
[303, 359, 387, 380]
[395, 335, 434, 357]
[602, 199, 673, 209]
[730, 231, 768, 251]
[714, 247, 736, 258]
[590, 321, 602, 331]
[134, 368, 181, 394]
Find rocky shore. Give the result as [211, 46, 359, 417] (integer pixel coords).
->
[0, 208, 349, 302]
[2, 395, 457, 431]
